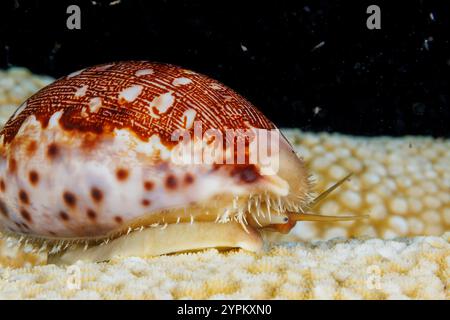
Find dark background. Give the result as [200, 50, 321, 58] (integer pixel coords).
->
[0, 0, 449, 137]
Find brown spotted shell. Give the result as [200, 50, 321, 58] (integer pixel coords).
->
[0, 61, 309, 241]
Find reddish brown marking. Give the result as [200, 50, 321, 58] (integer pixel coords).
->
[18, 189, 29, 204]
[26, 140, 38, 156]
[63, 191, 77, 207]
[141, 199, 151, 206]
[0, 179, 5, 192]
[81, 133, 101, 151]
[114, 216, 123, 224]
[48, 231, 57, 236]
[13, 221, 29, 231]
[143, 180, 154, 191]
[20, 208, 32, 223]
[8, 158, 17, 173]
[47, 143, 60, 159]
[116, 168, 129, 181]
[29, 170, 39, 185]
[230, 164, 260, 183]
[59, 211, 70, 221]
[87, 209, 97, 220]
[184, 173, 194, 185]
[90, 187, 103, 203]
[165, 174, 177, 189]
[0, 199, 9, 217]
[206, 135, 217, 145]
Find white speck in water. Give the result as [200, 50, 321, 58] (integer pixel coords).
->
[423, 36, 433, 51]
[429, 12, 435, 21]
[240, 43, 248, 52]
[313, 106, 321, 115]
[311, 41, 325, 52]
[49, 42, 61, 61]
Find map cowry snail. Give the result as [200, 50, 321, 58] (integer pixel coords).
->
[0, 61, 361, 264]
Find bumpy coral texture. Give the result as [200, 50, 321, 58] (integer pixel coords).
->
[0, 67, 449, 299]
[0, 234, 449, 299]
[276, 130, 450, 242]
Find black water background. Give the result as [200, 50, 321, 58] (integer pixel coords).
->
[0, 0, 448, 137]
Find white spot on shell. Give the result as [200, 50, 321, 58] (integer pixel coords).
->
[119, 85, 143, 102]
[74, 85, 88, 97]
[16, 115, 39, 135]
[89, 97, 102, 113]
[148, 92, 175, 118]
[135, 69, 154, 76]
[67, 69, 85, 78]
[172, 77, 192, 86]
[181, 109, 196, 129]
[146, 135, 171, 159]
[115, 129, 171, 159]
[183, 70, 197, 75]
[209, 83, 222, 90]
[94, 64, 113, 71]
[48, 110, 64, 128]
[12, 101, 27, 119]
[81, 106, 88, 118]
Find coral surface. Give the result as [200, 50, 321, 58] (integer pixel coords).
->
[0, 234, 448, 299]
[278, 129, 450, 242]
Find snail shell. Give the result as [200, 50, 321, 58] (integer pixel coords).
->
[0, 61, 311, 263]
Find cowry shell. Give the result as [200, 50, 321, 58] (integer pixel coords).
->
[0, 61, 311, 262]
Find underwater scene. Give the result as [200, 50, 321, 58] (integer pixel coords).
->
[0, 1, 448, 302]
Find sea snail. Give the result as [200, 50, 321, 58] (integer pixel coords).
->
[0, 61, 361, 264]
